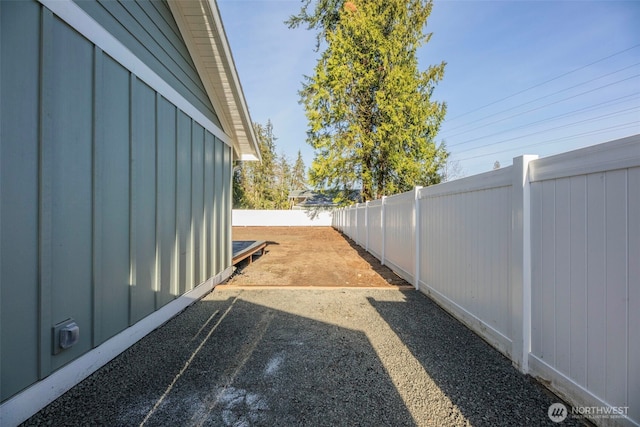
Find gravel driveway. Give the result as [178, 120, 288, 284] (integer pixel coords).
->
[24, 286, 582, 426]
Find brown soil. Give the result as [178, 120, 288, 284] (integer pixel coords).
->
[225, 226, 412, 288]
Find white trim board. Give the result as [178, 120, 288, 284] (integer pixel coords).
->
[37, 0, 232, 148]
[0, 267, 233, 427]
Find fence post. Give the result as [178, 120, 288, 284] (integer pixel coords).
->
[381, 196, 386, 266]
[414, 186, 422, 290]
[511, 155, 538, 373]
[365, 201, 370, 252]
[350, 205, 354, 238]
[351, 203, 360, 243]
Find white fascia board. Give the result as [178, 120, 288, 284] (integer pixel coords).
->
[38, 0, 232, 148]
[168, 0, 261, 162]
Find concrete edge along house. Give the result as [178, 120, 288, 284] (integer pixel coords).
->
[0, 0, 260, 424]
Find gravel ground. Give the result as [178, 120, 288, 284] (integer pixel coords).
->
[23, 287, 583, 427]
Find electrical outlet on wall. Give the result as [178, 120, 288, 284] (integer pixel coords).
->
[52, 318, 79, 355]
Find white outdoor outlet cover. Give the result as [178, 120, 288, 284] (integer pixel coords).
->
[52, 318, 79, 355]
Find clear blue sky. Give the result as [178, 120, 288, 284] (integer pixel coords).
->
[218, 0, 640, 178]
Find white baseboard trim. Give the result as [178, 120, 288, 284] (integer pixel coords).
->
[0, 267, 233, 427]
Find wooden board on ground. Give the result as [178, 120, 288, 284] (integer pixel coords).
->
[232, 240, 267, 265]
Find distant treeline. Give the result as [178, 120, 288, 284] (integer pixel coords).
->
[233, 120, 307, 209]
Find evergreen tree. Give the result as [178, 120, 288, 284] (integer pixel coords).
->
[288, 0, 448, 201]
[233, 121, 309, 209]
[239, 121, 279, 209]
[232, 164, 248, 208]
[292, 150, 308, 190]
[274, 153, 292, 209]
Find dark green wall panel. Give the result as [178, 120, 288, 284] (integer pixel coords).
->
[219, 145, 232, 268]
[204, 133, 214, 279]
[93, 53, 131, 344]
[48, 15, 95, 371]
[124, 0, 194, 81]
[191, 123, 205, 286]
[0, 0, 41, 401]
[157, 96, 178, 307]
[214, 140, 224, 275]
[222, 146, 232, 268]
[130, 79, 158, 324]
[176, 111, 193, 295]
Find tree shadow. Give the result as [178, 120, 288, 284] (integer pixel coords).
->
[302, 206, 333, 220]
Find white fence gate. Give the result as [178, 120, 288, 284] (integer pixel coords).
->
[333, 135, 639, 427]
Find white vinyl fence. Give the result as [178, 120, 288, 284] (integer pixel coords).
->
[232, 209, 332, 226]
[333, 135, 639, 427]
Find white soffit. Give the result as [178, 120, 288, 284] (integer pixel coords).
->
[168, 0, 261, 162]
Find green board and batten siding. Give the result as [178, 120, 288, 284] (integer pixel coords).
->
[73, 0, 222, 129]
[0, 0, 41, 401]
[0, 0, 233, 402]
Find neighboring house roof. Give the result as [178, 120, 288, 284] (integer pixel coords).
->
[297, 193, 337, 208]
[288, 189, 335, 208]
[168, 0, 261, 162]
[288, 189, 315, 199]
[288, 189, 364, 207]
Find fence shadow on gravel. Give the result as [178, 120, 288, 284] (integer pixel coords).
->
[338, 232, 412, 287]
[366, 292, 584, 427]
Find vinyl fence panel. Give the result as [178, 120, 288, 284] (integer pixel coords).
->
[367, 200, 383, 259]
[383, 191, 416, 284]
[356, 203, 368, 247]
[529, 137, 640, 424]
[332, 135, 640, 426]
[418, 167, 514, 356]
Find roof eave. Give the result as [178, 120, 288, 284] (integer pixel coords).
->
[167, 0, 261, 162]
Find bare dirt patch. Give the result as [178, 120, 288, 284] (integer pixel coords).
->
[226, 226, 411, 288]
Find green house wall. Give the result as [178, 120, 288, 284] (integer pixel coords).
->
[0, 0, 233, 402]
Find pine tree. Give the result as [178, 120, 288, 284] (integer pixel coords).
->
[232, 165, 248, 208]
[240, 121, 279, 209]
[292, 150, 307, 190]
[233, 121, 308, 209]
[288, 0, 448, 201]
[274, 153, 292, 209]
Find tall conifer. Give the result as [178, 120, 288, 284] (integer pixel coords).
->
[289, 0, 448, 200]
